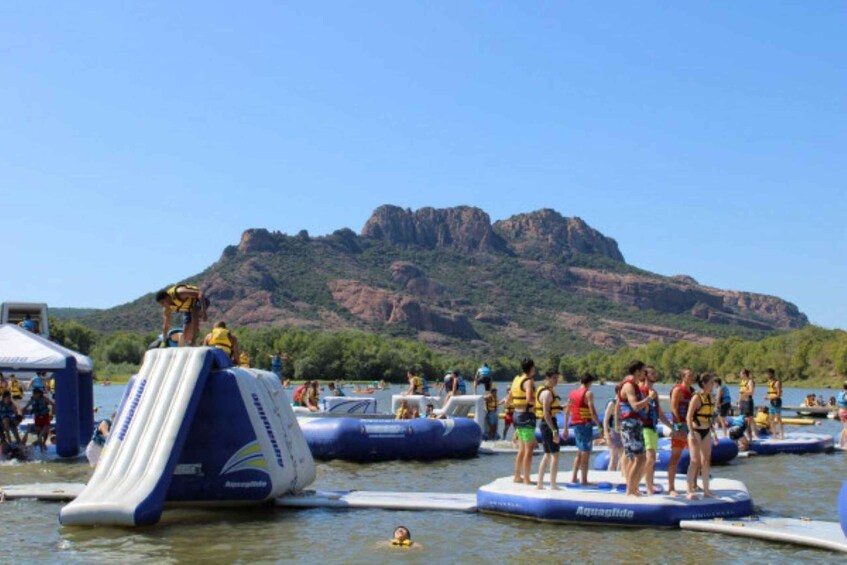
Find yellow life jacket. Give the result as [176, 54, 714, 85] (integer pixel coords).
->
[693, 392, 715, 428]
[166, 284, 200, 313]
[767, 378, 780, 399]
[9, 380, 23, 397]
[49, 378, 55, 393]
[534, 385, 563, 419]
[739, 378, 752, 398]
[391, 539, 413, 547]
[208, 328, 233, 355]
[395, 407, 408, 420]
[510, 374, 532, 410]
[755, 411, 770, 429]
[485, 393, 497, 412]
[239, 352, 250, 367]
[411, 376, 423, 395]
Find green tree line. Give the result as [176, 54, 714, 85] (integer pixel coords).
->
[49, 318, 847, 386]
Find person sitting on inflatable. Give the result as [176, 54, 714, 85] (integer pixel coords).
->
[405, 369, 426, 396]
[202, 321, 240, 363]
[395, 399, 414, 420]
[754, 406, 771, 436]
[327, 382, 344, 397]
[304, 381, 320, 413]
[155, 283, 209, 346]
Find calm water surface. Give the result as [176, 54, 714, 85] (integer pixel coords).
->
[1, 382, 845, 564]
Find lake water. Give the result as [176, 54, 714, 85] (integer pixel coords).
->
[1, 382, 845, 564]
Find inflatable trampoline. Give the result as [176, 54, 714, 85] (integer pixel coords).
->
[477, 470, 753, 527]
[748, 432, 834, 455]
[593, 437, 739, 472]
[299, 417, 481, 462]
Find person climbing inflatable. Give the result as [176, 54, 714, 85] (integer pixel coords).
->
[203, 321, 240, 363]
[155, 283, 209, 346]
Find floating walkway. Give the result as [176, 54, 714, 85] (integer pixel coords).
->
[276, 490, 477, 512]
[1, 482, 84, 501]
[681, 516, 847, 553]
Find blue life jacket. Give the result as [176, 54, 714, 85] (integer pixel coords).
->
[22, 319, 37, 332]
[31, 376, 44, 391]
[420, 377, 431, 395]
[720, 385, 732, 406]
[271, 355, 282, 371]
[618, 377, 647, 421]
[456, 377, 466, 395]
[838, 392, 847, 409]
[31, 396, 49, 416]
[646, 396, 659, 428]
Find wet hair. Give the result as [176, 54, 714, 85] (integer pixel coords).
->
[520, 358, 535, 374]
[697, 373, 714, 388]
[155, 290, 169, 302]
[394, 525, 411, 539]
[214, 321, 227, 329]
[627, 360, 645, 376]
[580, 373, 595, 385]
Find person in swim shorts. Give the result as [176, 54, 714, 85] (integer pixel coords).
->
[499, 394, 516, 442]
[738, 368, 756, 441]
[764, 368, 784, 440]
[22, 388, 54, 452]
[715, 377, 732, 437]
[156, 283, 209, 346]
[686, 373, 718, 500]
[566, 373, 600, 485]
[618, 360, 655, 497]
[535, 370, 564, 489]
[640, 367, 673, 496]
[668, 368, 696, 496]
[602, 388, 622, 471]
[510, 358, 537, 484]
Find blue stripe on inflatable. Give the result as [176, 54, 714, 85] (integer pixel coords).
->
[301, 417, 481, 462]
[840, 481, 847, 538]
[594, 438, 738, 472]
[476, 489, 753, 527]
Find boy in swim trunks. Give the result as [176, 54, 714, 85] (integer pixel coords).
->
[510, 358, 537, 484]
[499, 394, 516, 442]
[618, 361, 655, 497]
[536, 370, 564, 489]
[155, 283, 209, 346]
[668, 368, 696, 496]
[641, 367, 673, 495]
[764, 368, 784, 440]
[565, 373, 600, 485]
[737, 368, 756, 441]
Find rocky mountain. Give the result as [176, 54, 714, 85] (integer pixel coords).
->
[79, 205, 807, 357]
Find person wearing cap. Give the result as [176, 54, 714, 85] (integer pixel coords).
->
[565, 373, 600, 485]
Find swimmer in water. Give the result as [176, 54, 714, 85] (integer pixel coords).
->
[388, 525, 422, 549]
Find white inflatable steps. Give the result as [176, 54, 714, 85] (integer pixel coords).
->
[276, 490, 477, 512]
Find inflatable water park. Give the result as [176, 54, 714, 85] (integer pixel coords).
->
[1, 311, 846, 553]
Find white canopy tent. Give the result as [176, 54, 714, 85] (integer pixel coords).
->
[0, 324, 94, 457]
[0, 324, 93, 372]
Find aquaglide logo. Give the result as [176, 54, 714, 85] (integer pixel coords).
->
[574, 506, 634, 519]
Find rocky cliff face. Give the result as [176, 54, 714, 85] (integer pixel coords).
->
[361, 205, 508, 253]
[81, 204, 808, 355]
[493, 209, 625, 262]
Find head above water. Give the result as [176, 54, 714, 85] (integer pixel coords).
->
[393, 526, 411, 542]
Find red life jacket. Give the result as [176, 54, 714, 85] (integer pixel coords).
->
[618, 376, 648, 422]
[569, 387, 592, 425]
[672, 383, 693, 423]
[292, 385, 306, 404]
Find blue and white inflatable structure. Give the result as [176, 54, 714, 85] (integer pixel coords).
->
[59, 347, 315, 526]
[594, 437, 739, 472]
[0, 323, 93, 458]
[748, 432, 834, 455]
[293, 396, 379, 415]
[299, 417, 481, 462]
[477, 471, 754, 527]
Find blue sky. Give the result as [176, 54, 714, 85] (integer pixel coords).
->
[1, 2, 844, 328]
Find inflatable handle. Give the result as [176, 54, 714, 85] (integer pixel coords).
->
[839, 481, 847, 538]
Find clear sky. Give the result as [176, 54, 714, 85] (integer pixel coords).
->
[1, 2, 844, 328]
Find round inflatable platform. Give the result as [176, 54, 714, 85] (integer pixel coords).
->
[299, 417, 481, 462]
[477, 470, 753, 527]
[593, 437, 739, 472]
[748, 432, 834, 455]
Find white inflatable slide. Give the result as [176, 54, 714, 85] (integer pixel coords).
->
[60, 347, 315, 526]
